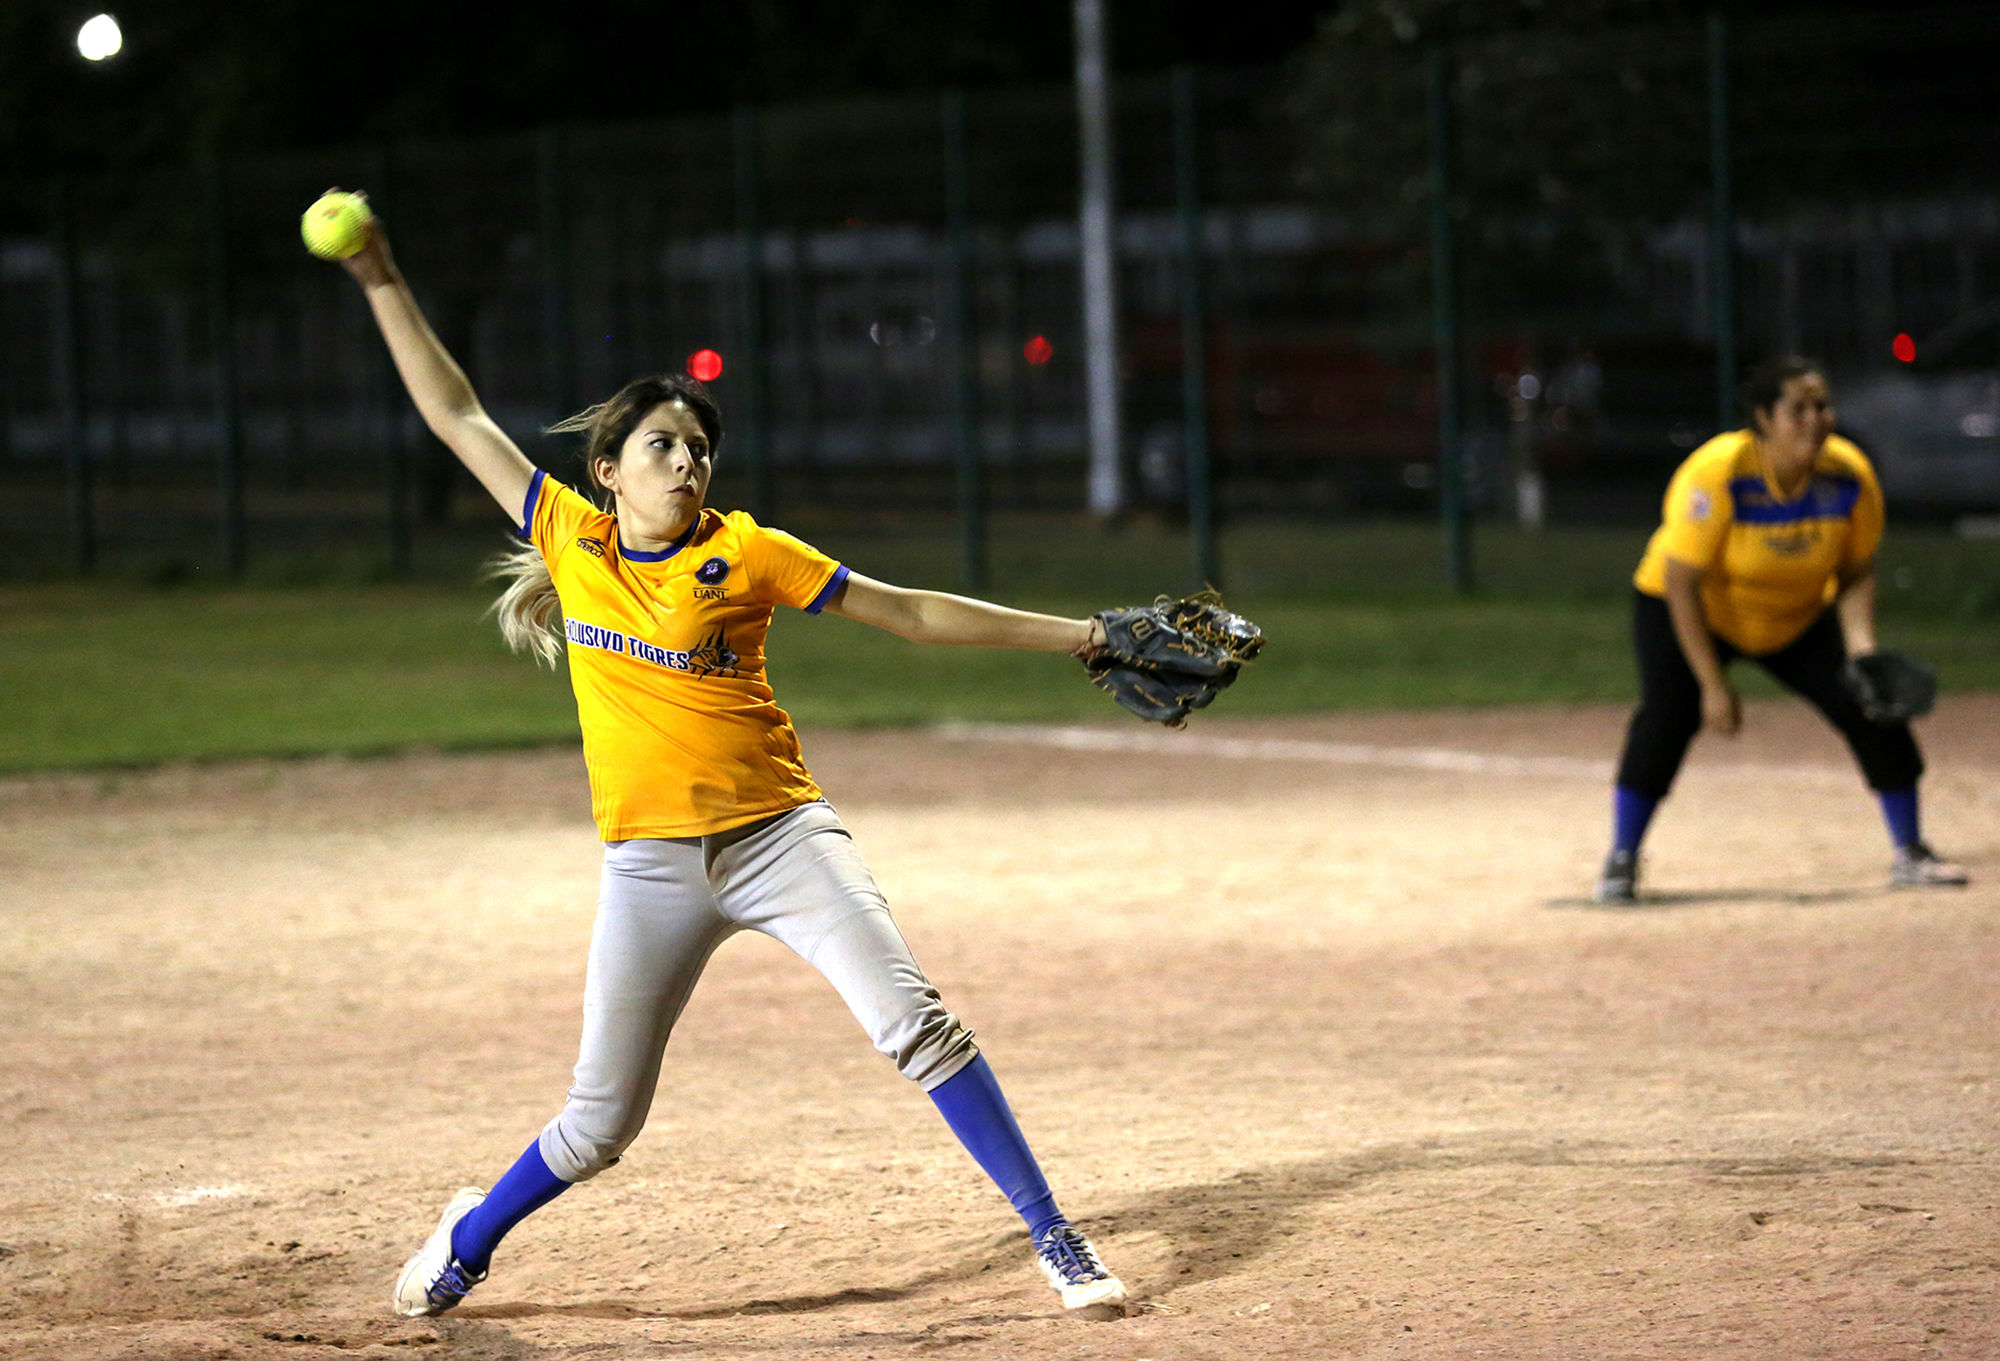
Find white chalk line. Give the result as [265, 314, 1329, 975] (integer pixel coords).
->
[932, 722, 1861, 786]
[156, 1184, 252, 1208]
[91, 1184, 256, 1209]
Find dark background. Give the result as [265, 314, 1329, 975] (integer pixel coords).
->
[5, 0, 1996, 582]
[0, 0, 1951, 177]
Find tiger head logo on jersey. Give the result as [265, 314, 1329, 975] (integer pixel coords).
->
[686, 627, 740, 679]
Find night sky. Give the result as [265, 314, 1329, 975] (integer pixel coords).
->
[0, 0, 1953, 180]
[2, 0, 1327, 178]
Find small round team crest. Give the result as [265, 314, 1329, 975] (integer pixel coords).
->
[1685, 488, 1712, 522]
[694, 556, 731, 586]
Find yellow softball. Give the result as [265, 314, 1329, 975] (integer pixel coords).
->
[300, 190, 373, 260]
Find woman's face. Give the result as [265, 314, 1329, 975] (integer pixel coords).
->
[1753, 372, 1836, 479]
[597, 399, 713, 537]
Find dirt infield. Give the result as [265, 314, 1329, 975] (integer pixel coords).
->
[3, 699, 1997, 1361]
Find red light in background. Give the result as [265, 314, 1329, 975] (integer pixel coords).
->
[1023, 335, 1053, 366]
[1892, 333, 1916, 363]
[688, 349, 724, 382]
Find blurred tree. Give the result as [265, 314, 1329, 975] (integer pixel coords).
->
[1287, 0, 1710, 228]
[1281, 0, 1718, 359]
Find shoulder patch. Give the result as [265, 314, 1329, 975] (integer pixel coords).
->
[1685, 488, 1711, 522]
[576, 536, 606, 558]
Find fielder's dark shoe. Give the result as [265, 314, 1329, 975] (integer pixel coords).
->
[1891, 843, 1970, 888]
[1595, 849, 1639, 905]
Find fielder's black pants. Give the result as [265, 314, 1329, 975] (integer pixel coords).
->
[1614, 589, 1924, 799]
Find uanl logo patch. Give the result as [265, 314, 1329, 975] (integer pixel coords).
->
[693, 555, 731, 600]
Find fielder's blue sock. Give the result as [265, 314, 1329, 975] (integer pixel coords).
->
[1877, 787, 1921, 850]
[449, 1140, 571, 1275]
[927, 1055, 1066, 1243]
[1613, 785, 1660, 855]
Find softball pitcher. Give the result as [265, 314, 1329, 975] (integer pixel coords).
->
[1596, 356, 1969, 904]
[327, 211, 1129, 1317]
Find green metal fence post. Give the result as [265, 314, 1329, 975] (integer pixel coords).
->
[732, 107, 774, 524]
[943, 89, 988, 591]
[52, 177, 94, 576]
[538, 127, 577, 425]
[1173, 65, 1218, 592]
[204, 156, 246, 576]
[1426, 43, 1473, 594]
[1708, 10, 1739, 430]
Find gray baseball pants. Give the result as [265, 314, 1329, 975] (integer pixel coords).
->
[538, 799, 980, 1183]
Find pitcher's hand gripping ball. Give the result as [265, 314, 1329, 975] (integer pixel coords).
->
[300, 190, 374, 260]
[1842, 650, 1937, 723]
[1079, 590, 1265, 728]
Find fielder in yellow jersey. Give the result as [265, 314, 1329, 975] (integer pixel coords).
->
[326, 207, 1130, 1320]
[1597, 357, 1968, 904]
[1631, 428, 1882, 657]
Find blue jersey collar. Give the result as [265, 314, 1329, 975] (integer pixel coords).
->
[618, 514, 702, 563]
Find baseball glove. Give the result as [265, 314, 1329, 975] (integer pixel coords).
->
[1080, 590, 1265, 728]
[1843, 650, 1937, 723]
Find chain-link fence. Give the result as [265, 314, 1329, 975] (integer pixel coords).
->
[4, 5, 1997, 581]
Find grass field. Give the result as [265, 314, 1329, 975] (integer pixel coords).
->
[4, 520, 1997, 773]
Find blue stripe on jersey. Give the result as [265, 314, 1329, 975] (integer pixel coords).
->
[619, 517, 701, 563]
[517, 468, 548, 540]
[1727, 475, 1861, 525]
[805, 564, 850, 615]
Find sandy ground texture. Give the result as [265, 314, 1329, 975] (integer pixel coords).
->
[2, 698, 1998, 1361]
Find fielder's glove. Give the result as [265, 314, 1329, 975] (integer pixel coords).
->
[1843, 650, 1937, 724]
[1078, 590, 1265, 728]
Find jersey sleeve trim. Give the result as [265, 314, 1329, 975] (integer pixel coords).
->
[518, 468, 547, 540]
[804, 564, 850, 615]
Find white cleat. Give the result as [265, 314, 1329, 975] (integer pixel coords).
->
[1033, 1224, 1128, 1311]
[392, 1186, 488, 1318]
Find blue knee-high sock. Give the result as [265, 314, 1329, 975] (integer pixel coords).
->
[449, 1140, 572, 1275]
[1877, 787, 1920, 850]
[1613, 785, 1660, 854]
[927, 1055, 1065, 1242]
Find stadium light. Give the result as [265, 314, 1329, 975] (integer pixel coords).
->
[76, 13, 123, 62]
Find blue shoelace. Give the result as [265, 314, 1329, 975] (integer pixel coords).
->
[428, 1259, 481, 1311]
[1037, 1227, 1106, 1283]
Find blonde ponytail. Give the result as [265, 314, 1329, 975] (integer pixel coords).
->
[487, 540, 566, 668]
[484, 402, 608, 670]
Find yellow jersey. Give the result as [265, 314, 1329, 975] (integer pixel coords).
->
[1632, 430, 1883, 655]
[525, 471, 849, 840]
